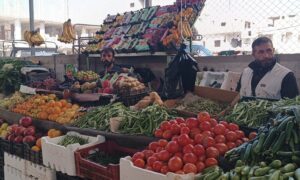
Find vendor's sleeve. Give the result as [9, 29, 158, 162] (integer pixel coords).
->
[281, 72, 299, 98]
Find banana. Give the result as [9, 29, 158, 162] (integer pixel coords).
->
[66, 19, 76, 39]
[58, 19, 75, 43]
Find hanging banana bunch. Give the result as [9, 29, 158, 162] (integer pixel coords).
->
[24, 29, 44, 46]
[58, 19, 76, 43]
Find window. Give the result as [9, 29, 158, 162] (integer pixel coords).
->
[245, 21, 251, 29]
[130, 3, 135, 7]
[214, 40, 221, 47]
[248, 31, 252, 36]
[221, 22, 226, 26]
[0, 26, 4, 39]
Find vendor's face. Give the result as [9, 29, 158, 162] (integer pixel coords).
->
[252, 42, 275, 62]
[101, 52, 114, 63]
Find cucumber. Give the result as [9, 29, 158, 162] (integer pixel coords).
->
[235, 166, 243, 174]
[244, 144, 252, 162]
[248, 176, 267, 180]
[254, 133, 266, 154]
[293, 130, 299, 144]
[268, 170, 280, 180]
[285, 121, 294, 143]
[236, 160, 244, 167]
[272, 131, 286, 153]
[254, 167, 271, 176]
[277, 119, 290, 131]
[202, 166, 219, 174]
[269, 160, 282, 169]
[282, 172, 294, 180]
[295, 168, 300, 180]
[268, 169, 276, 174]
[282, 163, 297, 173]
[248, 166, 260, 178]
[241, 166, 250, 176]
[260, 162, 268, 167]
[263, 129, 277, 150]
[204, 171, 221, 180]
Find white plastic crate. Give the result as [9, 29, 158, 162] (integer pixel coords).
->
[221, 71, 241, 91]
[41, 131, 105, 176]
[26, 160, 56, 180]
[4, 152, 26, 172]
[200, 72, 226, 88]
[4, 165, 26, 180]
[120, 156, 194, 180]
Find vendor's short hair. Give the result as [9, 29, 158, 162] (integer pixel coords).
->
[252, 37, 273, 50]
[101, 47, 115, 56]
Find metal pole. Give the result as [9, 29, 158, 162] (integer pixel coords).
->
[29, 0, 35, 56]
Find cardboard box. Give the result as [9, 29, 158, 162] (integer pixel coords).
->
[165, 86, 240, 117]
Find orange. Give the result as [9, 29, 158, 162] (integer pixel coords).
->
[55, 102, 63, 108]
[47, 129, 56, 137]
[31, 146, 41, 152]
[52, 130, 62, 138]
[52, 107, 61, 114]
[60, 99, 68, 107]
[36, 138, 42, 149]
[66, 103, 72, 108]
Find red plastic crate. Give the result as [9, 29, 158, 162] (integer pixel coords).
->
[75, 141, 138, 180]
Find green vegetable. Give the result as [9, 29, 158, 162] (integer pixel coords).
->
[281, 163, 297, 173]
[254, 167, 271, 176]
[269, 160, 282, 169]
[58, 135, 89, 147]
[268, 170, 280, 180]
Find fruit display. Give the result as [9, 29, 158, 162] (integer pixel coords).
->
[28, 77, 59, 90]
[0, 91, 30, 110]
[75, 71, 99, 82]
[24, 29, 45, 46]
[58, 19, 76, 43]
[12, 94, 81, 124]
[71, 81, 99, 93]
[129, 112, 251, 175]
[83, 1, 205, 54]
[114, 76, 146, 95]
[0, 120, 9, 139]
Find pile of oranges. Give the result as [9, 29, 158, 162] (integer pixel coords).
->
[12, 94, 81, 124]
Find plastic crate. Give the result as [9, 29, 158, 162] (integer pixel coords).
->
[24, 144, 43, 165]
[4, 152, 26, 172]
[25, 160, 56, 180]
[75, 141, 138, 180]
[41, 131, 105, 176]
[1, 139, 12, 153]
[4, 165, 26, 180]
[120, 156, 195, 180]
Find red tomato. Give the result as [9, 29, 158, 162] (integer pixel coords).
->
[158, 150, 171, 161]
[168, 157, 183, 172]
[225, 131, 237, 142]
[228, 123, 239, 131]
[170, 124, 181, 135]
[149, 142, 159, 151]
[178, 134, 191, 146]
[134, 159, 145, 168]
[215, 135, 226, 143]
[190, 128, 201, 139]
[198, 155, 206, 162]
[209, 118, 218, 127]
[215, 143, 228, 155]
[169, 119, 178, 125]
[183, 163, 197, 174]
[152, 161, 163, 172]
[183, 144, 194, 154]
[176, 117, 185, 124]
[180, 127, 190, 135]
[174, 152, 183, 159]
[179, 123, 187, 128]
[219, 121, 229, 128]
[154, 129, 163, 138]
[160, 165, 169, 174]
[235, 130, 245, 139]
[160, 121, 171, 131]
[166, 141, 180, 153]
[147, 156, 158, 167]
[132, 152, 145, 162]
[194, 134, 204, 144]
[227, 142, 236, 149]
[206, 147, 219, 158]
[172, 136, 179, 142]
[186, 118, 199, 129]
[162, 130, 173, 139]
[155, 147, 164, 153]
[205, 158, 218, 167]
[197, 112, 211, 122]
[143, 150, 154, 159]
[200, 121, 212, 131]
[202, 131, 213, 138]
[235, 139, 243, 146]
[158, 139, 168, 147]
[194, 144, 205, 156]
[183, 153, 198, 164]
[196, 161, 206, 172]
[249, 132, 257, 140]
[202, 136, 215, 148]
[213, 124, 226, 135]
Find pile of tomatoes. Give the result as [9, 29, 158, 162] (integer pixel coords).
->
[131, 112, 256, 175]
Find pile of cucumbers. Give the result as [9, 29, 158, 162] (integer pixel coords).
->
[196, 160, 299, 180]
[225, 109, 300, 165]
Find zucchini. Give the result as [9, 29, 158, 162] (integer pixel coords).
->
[248, 176, 267, 180]
[293, 129, 299, 144]
[204, 171, 221, 180]
[269, 160, 282, 169]
[254, 133, 266, 154]
[268, 170, 280, 180]
[282, 163, 297, 173]
[272, 131, 286, 153]
[241, 166, 250, 176]
[285, 121, 294, 143]
[244, 144, 252, 162]
[254, 167, 271, 176]
[263, 129, 277, 150]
